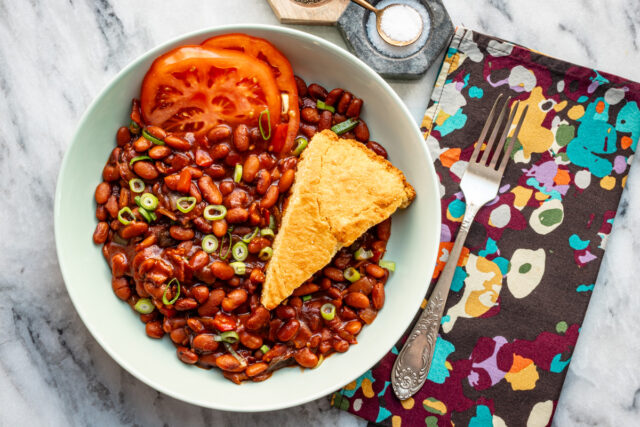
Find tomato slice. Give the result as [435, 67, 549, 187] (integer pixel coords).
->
[140, 46, 281, 136]
[201, 34, 300, 155]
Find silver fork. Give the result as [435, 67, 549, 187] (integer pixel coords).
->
[391, 95, 529, 400]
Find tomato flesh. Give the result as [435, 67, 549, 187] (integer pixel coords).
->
[140, 46, 281, 136]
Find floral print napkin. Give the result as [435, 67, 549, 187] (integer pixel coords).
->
[331, 27, 640, 426]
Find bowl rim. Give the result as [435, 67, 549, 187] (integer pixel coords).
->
[54, 23, 441, 412]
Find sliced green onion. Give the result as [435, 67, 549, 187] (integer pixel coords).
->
[258, 247, 273, 261]
[162, 278, 180, 305]
[260, 228, 275, 238]
[316, 99, 335, 113]
[129, 120, 141, 134]
[354, 247, 374, 261]
[134, 298, 154, 314]
[215, 331, 239, 344]
[259, 109, 271, 140]
[260, 344, 270, 354]
[331, 118, 359, 135]
[292, 136, 308, 156]
[268, 214, 276, 230]
[203, 204, 227, 221]
[233, 164, 243, 183]
[321, 303, 336, 321]
[142, 128, 165, 145]
[229, 261, 246, 275]
[232, 241, 248, 261]
[302, 295, 312, 302]
[201, 234, 219, 254]
[117, 207, 134, 225]
[242, 227, 259, 243]
[176, 196, 196, 213]
[129, 178, 145, 193]
[344, 267, 361, 283]
[224, 342, 247, 368]
[140, 193, 158, 211]
[129, 155, 151, 167]
[138, 207, 153, 223]
[379, 260, 396, 272]
[219, 234, 232, 260]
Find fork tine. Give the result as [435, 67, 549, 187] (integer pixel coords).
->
[498, 105, 529, 174]
[479, 96, 512, 165]
[469, 94, 503, 163]
[489, 101, 520, 169]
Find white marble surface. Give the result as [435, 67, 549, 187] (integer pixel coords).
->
[1, 0, 639, 425]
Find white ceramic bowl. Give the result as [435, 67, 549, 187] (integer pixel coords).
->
[55, 24, 441, 411]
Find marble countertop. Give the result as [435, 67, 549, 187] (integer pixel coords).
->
[1, 0, 639, 425]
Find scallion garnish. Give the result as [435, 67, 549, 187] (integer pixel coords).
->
[316, 99, 335, 113]
[232, 241, 248, 261]
[224, 342, 247, 368]
[233, 164, 243, 183]
[259, 109, 271, 140]
[117, 207, 134, 225]
[162, 278, 180, 305]
[260, 228, 275, 239]
[142, 128, 165, 145]
[292, 136, 308, 156]
[241, 227, 259, 243]
[129, 120, 141, 134]
[320, 303, 336, 321]
[354, 247, 373, 261]
[344, 267, 360, 283]
[138, 207, 153, 223]
[201, 234, 219, 254]
[331, 118, 359, 135]
[259, 344, 270, 354]
[129, 155, 152, 167]
[129, 178, 145, 193]
[302, 295, 312, 302]
[258, 247, 273, 261]
[379, 260, 396, 272]
[214, 331, 239, 344]
[219, 233, 232, 260]
[313, 354, 324, 369]
[176, 196, 196, 213]
[139, 193, 158, 211]
[268, 214, 276, 230]
[203, 204, 227, 221]
[229, 261, 246, 275]
[134, 298, 154, 314]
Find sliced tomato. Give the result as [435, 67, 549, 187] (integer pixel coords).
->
[202, 34, 300, 155]
[140, 46, 281, 136]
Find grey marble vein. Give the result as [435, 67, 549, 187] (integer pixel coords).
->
[1, 0, 639, 425]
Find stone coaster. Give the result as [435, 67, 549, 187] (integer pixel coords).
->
[337, 0, 454, 79]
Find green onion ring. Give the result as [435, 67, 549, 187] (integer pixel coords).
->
[320, 303, 336, 321]
[138, 208, 153, 223]
[219, 233, 232, 260]
[176, 196, 196, 213]
[241, 227, 259, 243]
[259, 109, 271, 140]
[232, 241, 248, 261]
[224, 342, 247, 367]
[260, 228, 275, 238]
[229, 261, 246, 275]
[316, 99, 335, 113]
[354, 247, 373, 261]
[215, 331, 239, 344]
[117, 207, 134, 225]
[129, 155, 151, 167]
[129, 120, 141, 134]
[139, 193, 158, 211]
[129, 178, 145, 193]
[142, 128, 165, 145]
[134, 298, 154, 314]
[201, 234, 219, 254]
[302, 295, 312, 302]
[344, 267, 360, 283]
[268, 214, 276, 230]
[258, 247, 273, 261]
[161, 278, 180, 305]
[233, 164, 243, 183]
[330, 118, 359, 136]
[203, 204, 227, 221]
[379, 260, 396, 272]
[259, 344, 270, 354]
[292, 136, 308, 156]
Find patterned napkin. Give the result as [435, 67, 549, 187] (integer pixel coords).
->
[331, 27, 640, 426]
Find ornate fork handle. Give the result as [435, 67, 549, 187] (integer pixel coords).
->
[391, 204, 478, 400]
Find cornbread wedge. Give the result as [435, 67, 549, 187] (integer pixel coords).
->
[261, 130, 415, 309]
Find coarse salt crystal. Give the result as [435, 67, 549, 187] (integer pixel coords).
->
[379, 4, 422, 43]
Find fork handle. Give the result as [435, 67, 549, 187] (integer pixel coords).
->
[391, 204, 479, 400]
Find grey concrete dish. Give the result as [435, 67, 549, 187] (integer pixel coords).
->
[338, 0, 454, 79]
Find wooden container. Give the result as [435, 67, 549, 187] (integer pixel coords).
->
[267, 0, 350, 25]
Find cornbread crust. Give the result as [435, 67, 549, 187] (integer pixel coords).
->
[261, 130, 415, 309]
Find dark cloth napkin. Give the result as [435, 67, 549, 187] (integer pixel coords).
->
[331, 27, 640, 426]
